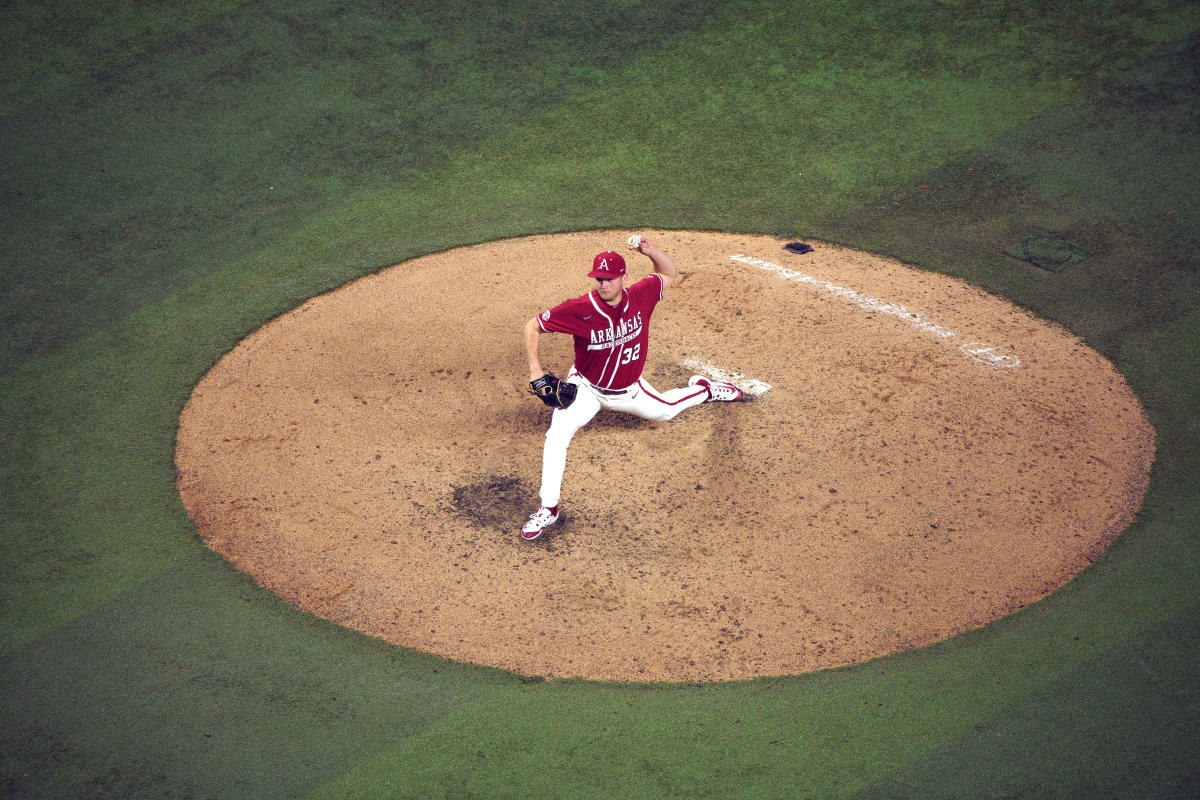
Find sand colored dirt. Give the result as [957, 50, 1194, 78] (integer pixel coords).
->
[175, 231, 1155, 683]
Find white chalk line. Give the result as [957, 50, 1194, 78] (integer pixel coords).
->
[682, 357, 773, 397]
[729, 254, 1020, 370]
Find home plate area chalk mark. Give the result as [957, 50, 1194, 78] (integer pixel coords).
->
[730, 254, 1021, 370]
[682, 357, 772, 396]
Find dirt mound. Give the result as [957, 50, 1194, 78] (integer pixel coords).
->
[176, 231, 1154, 682]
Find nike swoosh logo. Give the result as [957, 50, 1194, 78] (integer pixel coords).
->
[582, 315, 593, 320]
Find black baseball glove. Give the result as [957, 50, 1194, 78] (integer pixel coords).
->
[529, 372, 578, 409]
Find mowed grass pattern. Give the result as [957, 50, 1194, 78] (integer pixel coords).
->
[2, 1, 1199, 798]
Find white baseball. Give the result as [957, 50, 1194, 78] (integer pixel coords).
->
[628, 235, 642, 249]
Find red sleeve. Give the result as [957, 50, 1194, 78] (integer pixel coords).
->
[628, 273, 664, 307]
[537, 295, 591, 336]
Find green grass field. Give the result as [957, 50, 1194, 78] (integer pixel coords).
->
[3, 1, 1199, 797]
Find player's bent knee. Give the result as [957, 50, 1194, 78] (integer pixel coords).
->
[545, 418, 582, 447]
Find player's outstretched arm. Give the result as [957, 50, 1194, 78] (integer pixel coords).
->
[524, 317, 546, 382]
[632, 237, 677, 291]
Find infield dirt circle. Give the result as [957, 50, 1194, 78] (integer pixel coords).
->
[175, 230, 1154, 682]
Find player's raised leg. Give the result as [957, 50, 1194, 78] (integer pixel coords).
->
[618, 376, 740, 423]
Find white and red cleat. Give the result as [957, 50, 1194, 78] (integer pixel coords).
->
[688, 375, 743, 402]
[521, 506, 560, 540]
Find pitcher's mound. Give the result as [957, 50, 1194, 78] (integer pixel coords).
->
[176, 231, 1154, 682]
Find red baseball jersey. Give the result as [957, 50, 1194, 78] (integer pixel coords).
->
[537, 274, 664, 390]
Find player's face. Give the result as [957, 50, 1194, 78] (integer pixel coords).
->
[594, 275, 624, 304]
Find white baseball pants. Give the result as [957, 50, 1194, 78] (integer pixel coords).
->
[538, 370, 709, 508]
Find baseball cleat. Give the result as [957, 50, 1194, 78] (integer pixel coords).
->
[688, 375, 743, 402]
[521, 506, 560, 540]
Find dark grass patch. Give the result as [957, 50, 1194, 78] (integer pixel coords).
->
[1003, 232, 1088, 271]
[848, 597, 1200, 800]
[0, 0, 251, 113]
[0, 557, 507, 800]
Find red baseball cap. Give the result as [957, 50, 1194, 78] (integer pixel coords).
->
[588, 251, 626, 279]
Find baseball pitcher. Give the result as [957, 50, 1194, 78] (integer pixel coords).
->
[521, 236, 743, 540]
